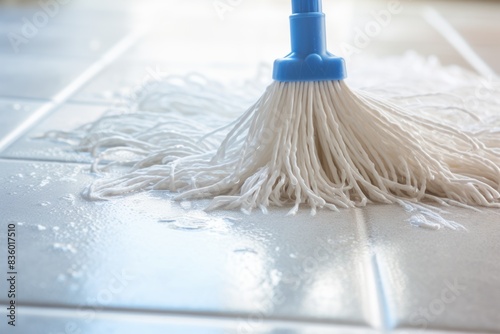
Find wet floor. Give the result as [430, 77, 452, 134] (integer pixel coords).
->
[0, 0, 499, 333]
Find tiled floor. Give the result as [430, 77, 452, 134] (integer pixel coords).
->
[1, 0, 499, 333]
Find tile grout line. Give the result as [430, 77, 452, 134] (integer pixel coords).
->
[0, 304, 492, 333]
[0, 156, 91, 165]
[0, 96, 51, 103]
[0, 30, 143, 153]
[369, 253, 393, 330]
[0, 94, 125, 107]
[6, 303, 369, 331]
[352, 208, 394, 331]
[423, 7, 498, 78]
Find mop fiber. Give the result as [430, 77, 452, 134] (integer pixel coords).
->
[46, 54, 500, 215]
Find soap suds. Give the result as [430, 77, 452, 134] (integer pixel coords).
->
[399, 200, 465, 231]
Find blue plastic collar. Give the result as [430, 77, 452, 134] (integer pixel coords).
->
[273, 0, 347, 82]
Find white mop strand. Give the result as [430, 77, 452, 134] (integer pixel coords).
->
[44, 54, 500, 215]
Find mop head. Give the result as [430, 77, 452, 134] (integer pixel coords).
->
[45, 53, 500, 214]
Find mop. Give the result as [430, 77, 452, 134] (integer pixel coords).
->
[48, 0, 500, 216]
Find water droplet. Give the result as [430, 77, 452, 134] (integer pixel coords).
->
[52, 226, 60, 231]
[59, 177, 78, 183]
[60, 194, 76, 205]
[38, 201, 51, 207]
[289, 253, 297, 259]
[53, 243, 77, 254]
[158, 217, 208, 230]
[233, 248, 258, 254]
[68, 268, 83, 278]
[223, 217, 241, 224]
[39, 177, 51, 187]
[270, 269, 282, 286]
[408, 215, 441, 231]
[402, 203, 416, 213]
[241, 208, 252, 215]
[159, 211, 232, 233]
[12, 103, 22, 111]
[37, 225, 47, 231]
[17, 222, 24, 226]
[275, 246, 280, 252]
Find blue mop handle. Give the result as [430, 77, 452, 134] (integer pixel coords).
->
[292, 0, 321, 13]
[290, 0, 327, 57]
[273, 0, 346, 82]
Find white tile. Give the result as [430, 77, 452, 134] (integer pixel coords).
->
[363, 204, 500, 333]
[0, 306, 380, 334]
[0, 160, 375, 326]
[0, 10, 128, 58]
[69, 57, 264, 106]
[0, 103, 107, 162]
[0, 54, 92, 100]
[2, 0, 499, 332]
[70, 60, 171, 105]
[0, 98, 42, 142]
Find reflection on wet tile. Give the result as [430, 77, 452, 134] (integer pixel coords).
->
[0, 306, 381, 334]
[363, 204, 500, 333]
[0, 160, 374, 327]
[0, 0, 499, 332]
[0, 54, 91, 99]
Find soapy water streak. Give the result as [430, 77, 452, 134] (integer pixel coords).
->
[42, 54, 500, 226]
